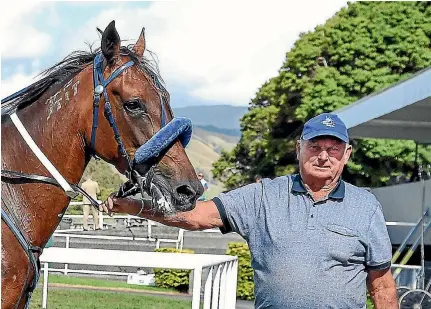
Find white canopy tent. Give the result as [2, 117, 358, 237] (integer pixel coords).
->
[335, 66, 431, 144]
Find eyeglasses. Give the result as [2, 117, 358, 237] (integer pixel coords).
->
[305, 142, 348, 157]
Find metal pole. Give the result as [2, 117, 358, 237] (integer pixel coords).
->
[416, 141, 426, 290]
[420, 175, 427, 289]
[393, 220, 431, 279]
[392, 208, 429, 263]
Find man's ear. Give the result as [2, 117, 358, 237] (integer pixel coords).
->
[343, 144, 353, 163]
[296, 140, 301, 161]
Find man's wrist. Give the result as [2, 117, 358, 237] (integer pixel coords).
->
[112, 196, 139, 213]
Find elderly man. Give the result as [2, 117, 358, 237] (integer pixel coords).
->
[101, 113, 398, 309]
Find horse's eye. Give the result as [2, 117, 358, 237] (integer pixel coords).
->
[124, 99, 145, 113]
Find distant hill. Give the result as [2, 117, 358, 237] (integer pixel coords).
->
[185, 126, 238, 179]
[194, 125, 241, 137]
[192, 126, 239, 146]
[173, 105, 247, 130]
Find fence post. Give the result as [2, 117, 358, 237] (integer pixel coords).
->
[219, 263, 228, 309]
[148, 220, 153, 239]
[212, 264, 222, 309]
[99, 210, 103, 230]
[179, 229, 184, 250]
[225, 261, 235, 309]
[64, 235, 70, 275]
[203, 266, 214, 309]
[230, 260, 238, 308]
[42, 262, 49, 308]
[192, 267, 203, 309]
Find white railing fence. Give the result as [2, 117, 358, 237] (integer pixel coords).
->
[67, 202, 156, 231]
[52, 210, 226, 277]
[67, 201, 104, 229]
[50, 229, 186, 275]
[40, 248, 238, 309]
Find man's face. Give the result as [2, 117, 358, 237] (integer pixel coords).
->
[198, 174, 203, 180]
[296, 136, 352, 182]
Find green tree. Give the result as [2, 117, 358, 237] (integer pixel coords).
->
[213, 1, 431, 189]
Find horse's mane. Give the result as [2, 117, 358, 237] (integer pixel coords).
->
[1, 45, 168, 117]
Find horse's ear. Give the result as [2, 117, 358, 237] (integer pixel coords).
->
[132, 27, 146, 57]
[101, 20, 121, 64]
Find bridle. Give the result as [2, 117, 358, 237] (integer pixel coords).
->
[0, 51, 190, 308]
[89, 53, 168, 173]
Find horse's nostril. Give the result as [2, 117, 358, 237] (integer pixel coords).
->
[175, 184, 196, 202]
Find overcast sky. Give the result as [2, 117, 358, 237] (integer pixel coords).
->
[1, 0, 348, 108]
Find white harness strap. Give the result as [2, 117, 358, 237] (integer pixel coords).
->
[9, 113, 77, 198]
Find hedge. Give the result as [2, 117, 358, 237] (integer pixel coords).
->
[153, 247, 194, 292]
[226, 242, 254, 300]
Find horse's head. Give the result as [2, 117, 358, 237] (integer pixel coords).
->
[82, 21, 203, 214]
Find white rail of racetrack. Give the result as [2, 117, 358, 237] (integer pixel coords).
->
[40, 248, 238, 309]
[53, 203, 223, 276]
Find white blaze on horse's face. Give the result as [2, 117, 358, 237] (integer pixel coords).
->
[156, 196, 173, 214]
[46, 79, 80, 120]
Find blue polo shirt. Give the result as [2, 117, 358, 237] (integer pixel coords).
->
[213, 174, 392, 309]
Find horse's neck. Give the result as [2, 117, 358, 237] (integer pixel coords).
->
[1, 71, 93, 247]
[7, 72, 93, 180]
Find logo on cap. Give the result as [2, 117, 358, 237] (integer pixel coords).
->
[321, 116, 335, 128]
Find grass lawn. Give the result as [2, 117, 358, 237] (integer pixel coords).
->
[29, 288, 192, 309]
[43, 274, 179, 294]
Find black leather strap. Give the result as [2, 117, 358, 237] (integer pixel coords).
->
[1, 169, 101, 210]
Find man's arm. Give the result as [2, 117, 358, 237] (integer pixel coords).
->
[101, 195, 223, 231]
[367, 268, 398, 309]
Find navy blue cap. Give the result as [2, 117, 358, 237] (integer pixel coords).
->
[301, 113, 349, 143]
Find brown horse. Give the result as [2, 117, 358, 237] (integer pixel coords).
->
[1, 20, 203, 309]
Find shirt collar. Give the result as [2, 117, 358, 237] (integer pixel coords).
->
[291, 174, 345, 200]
